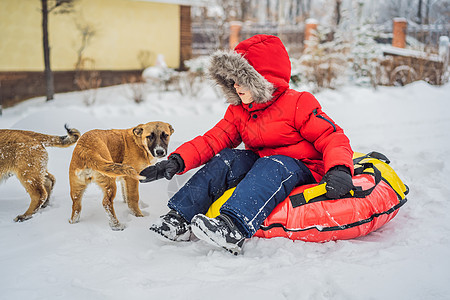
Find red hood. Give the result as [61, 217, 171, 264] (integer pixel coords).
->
[208, 35, 291, 106]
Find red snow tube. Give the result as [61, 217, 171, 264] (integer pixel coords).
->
[207, 152, 408, 242]
[254, 152, 408, 242]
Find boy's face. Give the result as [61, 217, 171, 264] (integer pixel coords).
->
[234, 83, 254, 104]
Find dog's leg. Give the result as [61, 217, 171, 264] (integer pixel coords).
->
[12, 149, 49, 221]
[42, 172, 56, 208]
[123, 177, 144, 217]
[14, 175, 48, 222]
[98, 176, 124, 230]
[118, 177, 128, 203]
[69, 174, 88, 224]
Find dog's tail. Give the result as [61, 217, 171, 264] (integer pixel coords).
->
[78, 154, 144, 180]
[40, 125, 81, 148]
[95, 161, 143, 180]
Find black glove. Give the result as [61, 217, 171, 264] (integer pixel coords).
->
[139, 154, 184, 183]
[320, 165, 354, 199]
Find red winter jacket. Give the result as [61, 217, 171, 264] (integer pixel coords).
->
[173, 35, 353, 182]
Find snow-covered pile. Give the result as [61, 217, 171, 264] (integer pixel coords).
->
[1, 81, 449, 299]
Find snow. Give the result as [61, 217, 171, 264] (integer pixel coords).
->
[393, 17, 407, 22]
[1, 80, 450, 299]
[381, 45, 442, 62]
[306, 18, 319, 25]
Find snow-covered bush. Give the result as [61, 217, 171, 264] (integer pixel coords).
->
[184, 56, 210, 75]
[74, 58, 102, 106]
[142, 54, 177, 92]
[140, 55, 211, 98]
[176, 56, 210, 98]
[176, 71, 205, 98]
[348, 22, 383, 88]
[291, 26, 349, 92]
[123, 75, 147, 104]
[335, 1, 384, 88]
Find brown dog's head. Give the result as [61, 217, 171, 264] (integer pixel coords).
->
[132, 122, 174, 158]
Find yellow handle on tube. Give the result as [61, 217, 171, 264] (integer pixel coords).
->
[302, 183, 355, 203]
[302, 183, 327, 203]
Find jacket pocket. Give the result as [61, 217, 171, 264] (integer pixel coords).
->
[313, 109, 336, 132]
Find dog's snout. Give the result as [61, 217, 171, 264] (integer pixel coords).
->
[156, 149, 165, 157]
[153, 146, 166, 158]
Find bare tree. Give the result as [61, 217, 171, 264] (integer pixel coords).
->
[41, 0, 76, 101]
[74, 20, 96, 70]
[335, 0, 342, 26]
[424, 0, 431, 24]
[417, 0, 423, 24]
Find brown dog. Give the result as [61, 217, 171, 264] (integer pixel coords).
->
[0, 125, 80, 222]
[68, 121, 174, 230]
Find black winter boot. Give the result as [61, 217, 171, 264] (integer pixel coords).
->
[191, 214, 245, 255]
[150, 210, 191, 242]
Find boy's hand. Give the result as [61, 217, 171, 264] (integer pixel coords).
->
[139, 154, 184, 183]
[320, 165, 354, 199]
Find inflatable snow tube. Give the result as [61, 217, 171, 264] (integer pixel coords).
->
[206, 151, 408, 242]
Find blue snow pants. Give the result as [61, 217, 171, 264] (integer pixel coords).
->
[168, 148, 316, 238]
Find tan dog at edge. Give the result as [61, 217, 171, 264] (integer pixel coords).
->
[0, 125, 80, 222]
[68, 121, 174, 230]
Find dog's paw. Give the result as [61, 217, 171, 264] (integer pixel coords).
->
[132, 211, 145, 217]
[110, 222, 126, 231]
[14, 214, 32, 222]
[69, 211, 80, 224]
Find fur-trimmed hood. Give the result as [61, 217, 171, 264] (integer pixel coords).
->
[208, 35, 291, 106]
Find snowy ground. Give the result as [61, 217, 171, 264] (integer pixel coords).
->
[1, 81, 449, 299]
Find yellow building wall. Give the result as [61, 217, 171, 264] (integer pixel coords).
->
[0, 0, 180, 71]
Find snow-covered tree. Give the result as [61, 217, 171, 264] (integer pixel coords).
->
[341, 0, 383, 88]
[291, 22, 349, 92]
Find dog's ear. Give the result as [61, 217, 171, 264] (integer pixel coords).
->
[168, 124, 174, 135]
[133, 125, 144, 136]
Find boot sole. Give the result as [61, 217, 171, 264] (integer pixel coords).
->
[149, 226, 191, 242]
[191, 221, 242, 255]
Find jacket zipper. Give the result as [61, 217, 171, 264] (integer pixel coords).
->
[313, 109, 336, 132]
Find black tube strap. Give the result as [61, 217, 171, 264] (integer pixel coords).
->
[290, 162, 383, 208]
[260, 197, 407, 233]
[353, 151, 390, 165]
